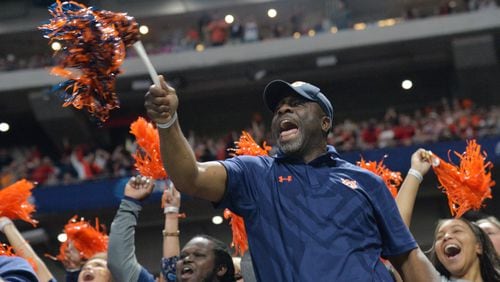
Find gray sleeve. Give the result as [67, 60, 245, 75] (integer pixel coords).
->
[108, 199, 143, 282]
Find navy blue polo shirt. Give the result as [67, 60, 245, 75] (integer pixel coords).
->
[217, 145, 417, 281]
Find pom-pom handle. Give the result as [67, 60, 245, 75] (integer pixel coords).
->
[133, 41, 161, 86]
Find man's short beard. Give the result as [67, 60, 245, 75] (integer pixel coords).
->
[277, 134, 304, 155]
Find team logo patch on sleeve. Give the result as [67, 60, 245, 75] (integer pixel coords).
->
[341, 178, 359, 189]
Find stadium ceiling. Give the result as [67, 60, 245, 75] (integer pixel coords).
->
[1, 0, 451, 35]
[1, 0, 280, 34]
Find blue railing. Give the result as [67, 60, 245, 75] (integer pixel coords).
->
[33, 137, 500, 214]
[342, 137, 500, 172]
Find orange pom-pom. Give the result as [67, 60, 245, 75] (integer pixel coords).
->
[432, 140, 495, 218]
[0, 179, 38, 226]
[130, 117, 167, 179]
[224, 209, 248, 256]
[357, 157, 402, 198]
[55, 216, 108, 261]
[0, 243, 37, 271]
[222, 131, 270, 256]
[229, 131, 271, 157]
[0, 243, 15, 256]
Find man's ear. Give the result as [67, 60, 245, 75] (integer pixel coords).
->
[321, 116, 332, 133]
[216, 265, 228, 278]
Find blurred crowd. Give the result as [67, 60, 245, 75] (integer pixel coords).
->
[329, 98, 500, 152]
[0, 98, 498, 187]
[0, 0, 497, 72]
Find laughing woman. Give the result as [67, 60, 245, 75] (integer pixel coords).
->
[396, 148, 500, 282]
[429, 218, 500, 282]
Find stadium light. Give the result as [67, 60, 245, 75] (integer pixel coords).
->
[0, 122, 9, 132]
[212, 216, 223, 225]
[267, 8, 277, 18]
[195, 44, 205, 52]
[353, 22, 367, 30]
[51, 41, 62, 51]
[57, 233, 68, 243]
[139, 25, 149, 35]
[225, 14, 234, 24]
[402, 79, 413, 90]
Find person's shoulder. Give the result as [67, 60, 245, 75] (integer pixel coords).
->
[336, 158, 367, 174]
[0, 255, 32, 270]
[0, 256, 38, 282]
[228, 155, 274, 167]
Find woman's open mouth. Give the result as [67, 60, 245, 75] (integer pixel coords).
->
[444, 243, 462, 259]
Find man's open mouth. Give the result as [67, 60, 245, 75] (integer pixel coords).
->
[181, 265, 194, 275]
[279, 119, 298, 139]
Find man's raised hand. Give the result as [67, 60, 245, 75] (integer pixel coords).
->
[144, 75, 178, 125]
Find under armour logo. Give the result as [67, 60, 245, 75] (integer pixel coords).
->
[278, 175, 293, 183]
[341, 178, 359, 189]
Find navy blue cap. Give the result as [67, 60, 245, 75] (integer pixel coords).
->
[263, 80, 334, 123]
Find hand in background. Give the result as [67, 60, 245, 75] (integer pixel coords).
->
[124, 175, 155, 201]
[162, 183, 181, 209]
[410, 148, 432, 176]
[62, 240, 84, 271]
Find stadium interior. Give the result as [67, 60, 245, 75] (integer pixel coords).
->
[0, 0, 499, 279]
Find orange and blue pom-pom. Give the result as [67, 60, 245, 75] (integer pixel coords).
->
[39, 0, 139, 122]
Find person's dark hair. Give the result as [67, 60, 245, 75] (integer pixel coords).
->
[428, 218, 500, 281]
[196, 235, 235, 282]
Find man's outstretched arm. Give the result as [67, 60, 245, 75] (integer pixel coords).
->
[389, 248, 440, 282]
[144, 75, 227, 202]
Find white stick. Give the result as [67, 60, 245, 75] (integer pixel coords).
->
[168, 179, 174, 193]
[133, 40, 161, 86]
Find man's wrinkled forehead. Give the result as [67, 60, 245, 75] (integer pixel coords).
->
[272, 91, 313, 111]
